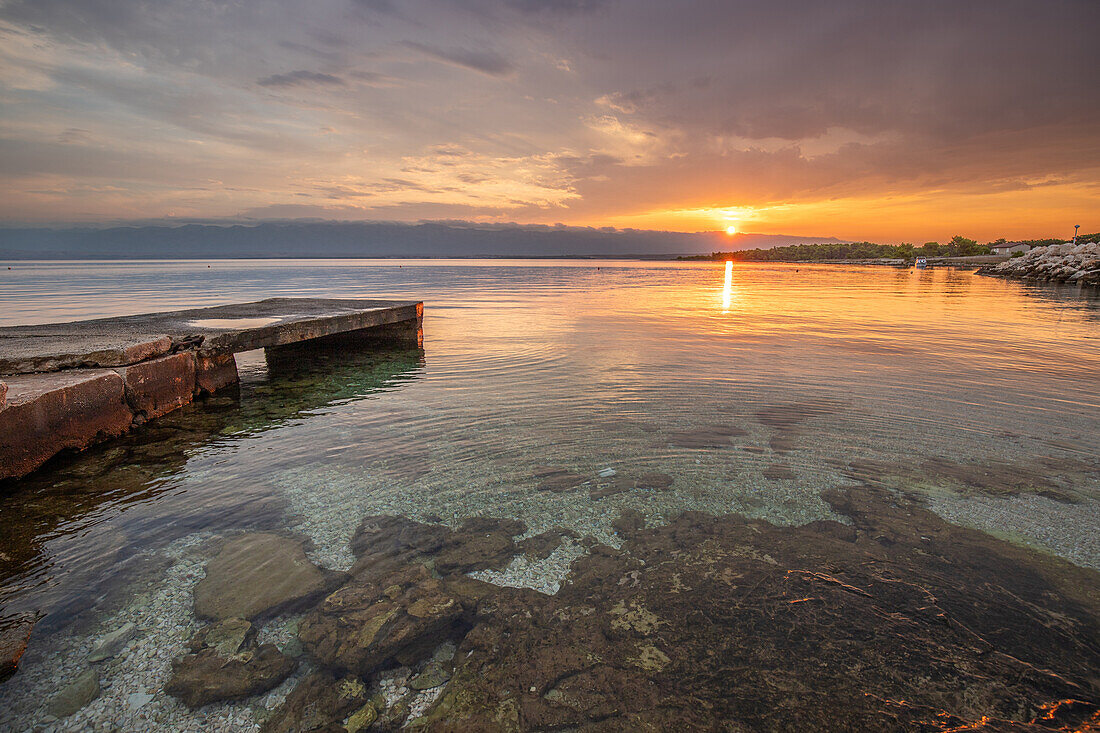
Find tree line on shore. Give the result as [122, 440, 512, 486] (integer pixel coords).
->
[682, 233, 1100, 262]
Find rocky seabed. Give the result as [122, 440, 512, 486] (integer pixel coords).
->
[978, 241, 1100, 284]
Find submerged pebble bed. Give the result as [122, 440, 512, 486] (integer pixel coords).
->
[3, 419, 1095, 732]
[927, 493, 1100, 570]
[0, 534, 300, 733]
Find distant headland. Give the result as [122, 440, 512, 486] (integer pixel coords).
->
[0, 221, 844, 260]
[679, 233, 1099, 263]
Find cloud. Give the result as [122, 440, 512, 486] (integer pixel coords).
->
[402, 41, 515, 77]
[504, 0, 607, 12]
[258, 70, 346, 88]
[351, 0, 397, 13]
[0, 0, 1097, 238]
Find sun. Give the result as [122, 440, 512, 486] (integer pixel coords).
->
[725, 225, 737, 235]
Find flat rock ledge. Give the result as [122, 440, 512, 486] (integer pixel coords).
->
[977, 241, 1100, 285]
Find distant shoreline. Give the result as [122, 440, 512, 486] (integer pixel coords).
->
[0, 254, 684, 261]
[0, 254, 1011, 265]
[677, 255, 1010, 267]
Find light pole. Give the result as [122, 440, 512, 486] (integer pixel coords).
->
[1073, 224, 1080, 245]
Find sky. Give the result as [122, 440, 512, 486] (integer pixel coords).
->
[0, 0, 1097, 242]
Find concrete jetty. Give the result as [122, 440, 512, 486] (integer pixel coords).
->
[0, 298, 422, 480]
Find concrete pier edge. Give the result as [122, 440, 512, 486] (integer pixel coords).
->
[0, 298, 423, 481]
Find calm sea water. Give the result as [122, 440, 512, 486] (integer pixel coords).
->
[1, 259, 1098, 729]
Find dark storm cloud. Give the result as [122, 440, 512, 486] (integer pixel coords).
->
[578, 0, 1100, 141]
[402, 41, 515, 77]
[258, 70, 346, 88]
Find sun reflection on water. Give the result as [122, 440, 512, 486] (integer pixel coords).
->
[721, 260, 733, 312]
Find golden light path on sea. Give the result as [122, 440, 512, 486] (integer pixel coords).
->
[722, 260, 733, 312]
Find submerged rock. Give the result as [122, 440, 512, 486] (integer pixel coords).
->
[260, 671, 370, 733]
[635, 472, 674, 490]
[188, 617, 252, 657]
[666, 425, 746, 448]
[433, 517, 524, 574]
[87, 621, 138, 662]
[535, 469, 589, 492]
[762, 463, 796, 480]
[518, 528, 579, 559]
[755, 399, 839, 430]
[588, 474, 635, 499]
[267, 488, 1100, 730]
[193, 533, 329, 620]
[0, 614, 34, 680]
[920, 456, 1078, 502]
[350, 515, 449, 566]
[47, 668, 100, 718]
[410, 660, 452, 691]
[298, 563, 471, 676]
[166, 638, 296, 708]
[345, 702, 379, 732]
[611, 509, 645, 538]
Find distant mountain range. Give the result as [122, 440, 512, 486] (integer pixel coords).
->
[0, 221, 845, 259]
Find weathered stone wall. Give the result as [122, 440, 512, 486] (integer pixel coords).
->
[193, 352, 239, 395]
[0, 351, 222, 481]
[117, 352, 198, 420]
[0, 370, 134, 480]
[977, 241, 1100, 285]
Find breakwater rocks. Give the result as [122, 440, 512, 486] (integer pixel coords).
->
[977, 242, 1100, 285]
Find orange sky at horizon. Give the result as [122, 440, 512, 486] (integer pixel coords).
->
[585, 177, 1099, 242]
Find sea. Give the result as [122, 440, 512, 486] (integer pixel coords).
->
[0, 259, 1097, 731]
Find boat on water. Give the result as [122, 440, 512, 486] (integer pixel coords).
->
[915, 256, 928, 268]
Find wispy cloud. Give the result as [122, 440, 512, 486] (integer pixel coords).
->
[257, 70, 345, 88]
[402, 41, 514, 77]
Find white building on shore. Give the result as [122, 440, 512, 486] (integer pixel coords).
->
[990, 241, 1033, 256]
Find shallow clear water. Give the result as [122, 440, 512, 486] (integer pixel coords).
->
[1, 259, 1098, 730]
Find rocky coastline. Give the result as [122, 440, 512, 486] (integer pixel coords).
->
[977, 241, 1100, 285]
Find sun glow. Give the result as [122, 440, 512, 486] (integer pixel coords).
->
[726, 225, 737, 235]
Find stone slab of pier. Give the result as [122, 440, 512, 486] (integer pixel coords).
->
[0, 298, 422, 481]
